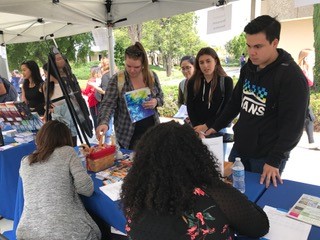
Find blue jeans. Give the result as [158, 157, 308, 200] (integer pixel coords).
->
[228, 147, 287, 174]
[105, 116, 114, 144]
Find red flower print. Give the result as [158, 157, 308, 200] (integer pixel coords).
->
[209, 227, 216, 233]
[201, 228, 210, 235]
[221, 224, 228, 234]
[196, 212, 205, 225]
[193, 188, 205, 196]
[187, 225, 197, 236]
[125, 224, 131, 232]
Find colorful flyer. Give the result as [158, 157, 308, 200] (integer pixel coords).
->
[124, 87, 155, 123]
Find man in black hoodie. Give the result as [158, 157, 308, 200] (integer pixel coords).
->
[206, 15, 309, 188]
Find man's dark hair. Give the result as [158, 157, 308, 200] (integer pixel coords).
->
[244, 15, 281, 43]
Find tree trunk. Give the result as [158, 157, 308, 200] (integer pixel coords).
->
[164, 54, 172, 77]
[128, 24, 142, 44]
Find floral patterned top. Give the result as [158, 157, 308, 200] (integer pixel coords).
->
[183, 188, 232, 240]
[125, 184, 269, 240]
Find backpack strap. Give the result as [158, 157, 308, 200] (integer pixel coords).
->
[216, 76, 225, 115]
[180, 79, 186, 93]
[117, 70, 125, 98]
[1, 77, 10, 94]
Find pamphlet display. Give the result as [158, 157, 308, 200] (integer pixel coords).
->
[0, 102, 43, 132]
[124, 87, 155, 123]
[287, 194, 320, 227]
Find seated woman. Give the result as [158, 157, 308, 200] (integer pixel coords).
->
[16, 120, 101, 240]
[121, 121, 269, 240]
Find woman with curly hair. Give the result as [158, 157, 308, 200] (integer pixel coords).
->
[120, 121, 269, 240]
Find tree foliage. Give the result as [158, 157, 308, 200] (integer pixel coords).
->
[141, 12, 207, 76]
[6, 33, 93, 70]
[225, 33, 247, 61]
[113, 27, 132, 69]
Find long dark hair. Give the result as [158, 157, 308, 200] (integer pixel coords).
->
[120, 121, 223, 220]
[125, 42, 154, 89]
[28, 120, 73, 165]
[180, 55, 195, 66]
[191, 47, 227, 101]
[21, 60, 43, 90]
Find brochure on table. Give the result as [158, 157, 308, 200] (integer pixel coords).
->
[0, 102, 43, 133]
[124, 87, 155, 123]
[287, 193, 320, 227]
[262, 205, 311, 240]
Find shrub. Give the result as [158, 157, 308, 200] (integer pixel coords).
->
[310, 92, 320, 131]
[158, 85, 179, 117]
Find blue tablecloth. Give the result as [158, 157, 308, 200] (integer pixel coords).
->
[6, 168, 265, 240]
[244, 171, 266, 203]
[256, 180, 320, 240]
[0, 137, 36, 220]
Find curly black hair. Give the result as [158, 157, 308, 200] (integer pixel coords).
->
[120, 121, 224, 220]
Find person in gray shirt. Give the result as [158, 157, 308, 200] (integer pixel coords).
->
[17, 120, 101, 240]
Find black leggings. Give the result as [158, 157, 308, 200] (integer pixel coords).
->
[305, 107, 315, 144]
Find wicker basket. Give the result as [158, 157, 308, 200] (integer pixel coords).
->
[81, 139, 116, 172]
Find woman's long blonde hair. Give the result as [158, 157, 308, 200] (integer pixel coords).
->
[298, 48, 314, 72]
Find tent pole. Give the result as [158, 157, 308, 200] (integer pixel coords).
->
[0, 45, 10, 80]
[107, 26, 115, 77]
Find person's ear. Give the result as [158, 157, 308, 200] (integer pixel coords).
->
[272, 38, 279, 48]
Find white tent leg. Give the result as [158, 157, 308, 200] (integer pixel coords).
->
[0, 45, 10, 79]
[107, 26, 115, 77]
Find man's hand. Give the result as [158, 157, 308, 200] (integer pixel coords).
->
[95, 124, 109, 141]
[204, 128, 217, 135]
[260, 163, 283, 188]
[194, 124, 208, 134]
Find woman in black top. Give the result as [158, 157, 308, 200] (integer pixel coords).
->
[21, 60, 45, 116]
[187, 47, 233, 134]
[121, 121, 269, 240]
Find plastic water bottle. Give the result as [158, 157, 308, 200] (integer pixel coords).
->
[232, 157, 245, 193]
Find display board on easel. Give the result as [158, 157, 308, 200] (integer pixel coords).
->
[0, 101, 43, 132]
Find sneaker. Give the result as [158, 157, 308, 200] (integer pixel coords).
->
[308, 143, 320, 150]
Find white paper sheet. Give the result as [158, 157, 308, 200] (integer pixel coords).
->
[99, 181, 123, 201]
[261, 205, 311, 240]
[202, 136, 224, 176]
[173, 104, 188, 119]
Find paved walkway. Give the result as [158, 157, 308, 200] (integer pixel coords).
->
[282, 131, 320, 186]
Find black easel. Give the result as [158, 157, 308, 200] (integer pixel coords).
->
[45, 45, 93, 147]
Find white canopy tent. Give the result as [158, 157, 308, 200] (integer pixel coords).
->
[0, 0, 237, 76]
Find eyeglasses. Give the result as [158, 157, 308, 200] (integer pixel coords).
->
[181, 66, 192, 72]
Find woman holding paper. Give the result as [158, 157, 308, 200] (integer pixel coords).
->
[121, 121, 269, 239]
[186, 47, 233, 134]
[96, 42, 164, 150]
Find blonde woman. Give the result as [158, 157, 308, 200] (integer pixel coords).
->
[298, 48, 319, 150]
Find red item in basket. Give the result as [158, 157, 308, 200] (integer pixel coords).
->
[88, 145, 116, 160]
